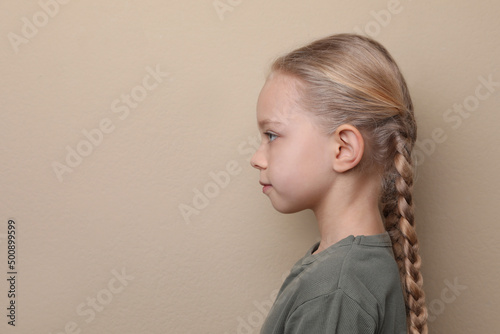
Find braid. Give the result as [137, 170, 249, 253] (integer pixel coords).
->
[383, 131, 428, 334]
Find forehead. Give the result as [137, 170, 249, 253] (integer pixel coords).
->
[256, 73, 303, 126]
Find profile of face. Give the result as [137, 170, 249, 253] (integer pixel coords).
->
[250, 73, 337, 214]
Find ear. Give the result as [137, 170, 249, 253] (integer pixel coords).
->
[332, 124, 364, 173]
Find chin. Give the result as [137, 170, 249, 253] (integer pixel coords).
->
[270, 201, 307, 214]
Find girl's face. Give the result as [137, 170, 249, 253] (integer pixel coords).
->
[251, 73, 336, 213]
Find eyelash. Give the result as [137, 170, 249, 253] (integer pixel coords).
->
[265, 131, 278, 142]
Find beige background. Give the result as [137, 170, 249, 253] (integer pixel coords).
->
[1, 0, 499, 333]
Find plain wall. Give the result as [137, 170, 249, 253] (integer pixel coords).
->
[1, 0, 499, 333]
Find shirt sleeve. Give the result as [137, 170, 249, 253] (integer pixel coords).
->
[284, 289, 377, 334]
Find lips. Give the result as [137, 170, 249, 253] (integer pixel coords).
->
[259, 181, 272, 194]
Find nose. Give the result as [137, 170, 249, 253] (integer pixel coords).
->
[250, 147, 267, 170]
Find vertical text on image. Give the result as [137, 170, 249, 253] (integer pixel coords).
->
[6, 219, 17, 327]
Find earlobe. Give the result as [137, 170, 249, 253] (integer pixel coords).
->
[332, 124, 364, 173]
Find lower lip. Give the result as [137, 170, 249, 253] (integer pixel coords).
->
[262, 185, 272, 193]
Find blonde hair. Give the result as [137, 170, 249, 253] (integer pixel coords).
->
[271, 33, 428, 333]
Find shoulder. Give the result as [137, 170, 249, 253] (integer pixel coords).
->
[286, 288, 377, 333]
[261, 234, 407, 333]
[292, 233, 403, 317]
[337, 234, 403, 317]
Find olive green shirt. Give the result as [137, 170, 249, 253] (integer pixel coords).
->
[260, 232, 407, 334]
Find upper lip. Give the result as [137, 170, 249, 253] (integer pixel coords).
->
[259, 181, 271, 186]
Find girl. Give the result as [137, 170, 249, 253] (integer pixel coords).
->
[251, 34, 428, 334]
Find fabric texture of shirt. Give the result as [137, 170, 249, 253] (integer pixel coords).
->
[260, 232, 407, 334]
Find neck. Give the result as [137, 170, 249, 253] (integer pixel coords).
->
[312, 172, 385, 254]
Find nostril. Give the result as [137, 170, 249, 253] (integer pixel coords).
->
[250, 155, 259, 169]
[250, 150, 266, 170]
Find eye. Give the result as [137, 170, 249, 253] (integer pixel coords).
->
[265, 131, 278, 142]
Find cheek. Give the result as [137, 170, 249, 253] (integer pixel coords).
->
[268, 133, 332, 183]
[265, 150, 296, 190]
[292, 151, 332, 193]
[273, 147, 328, 186]
[298, 142, 331, 174]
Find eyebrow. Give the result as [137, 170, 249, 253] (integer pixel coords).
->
[258, 119, 284, 128]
